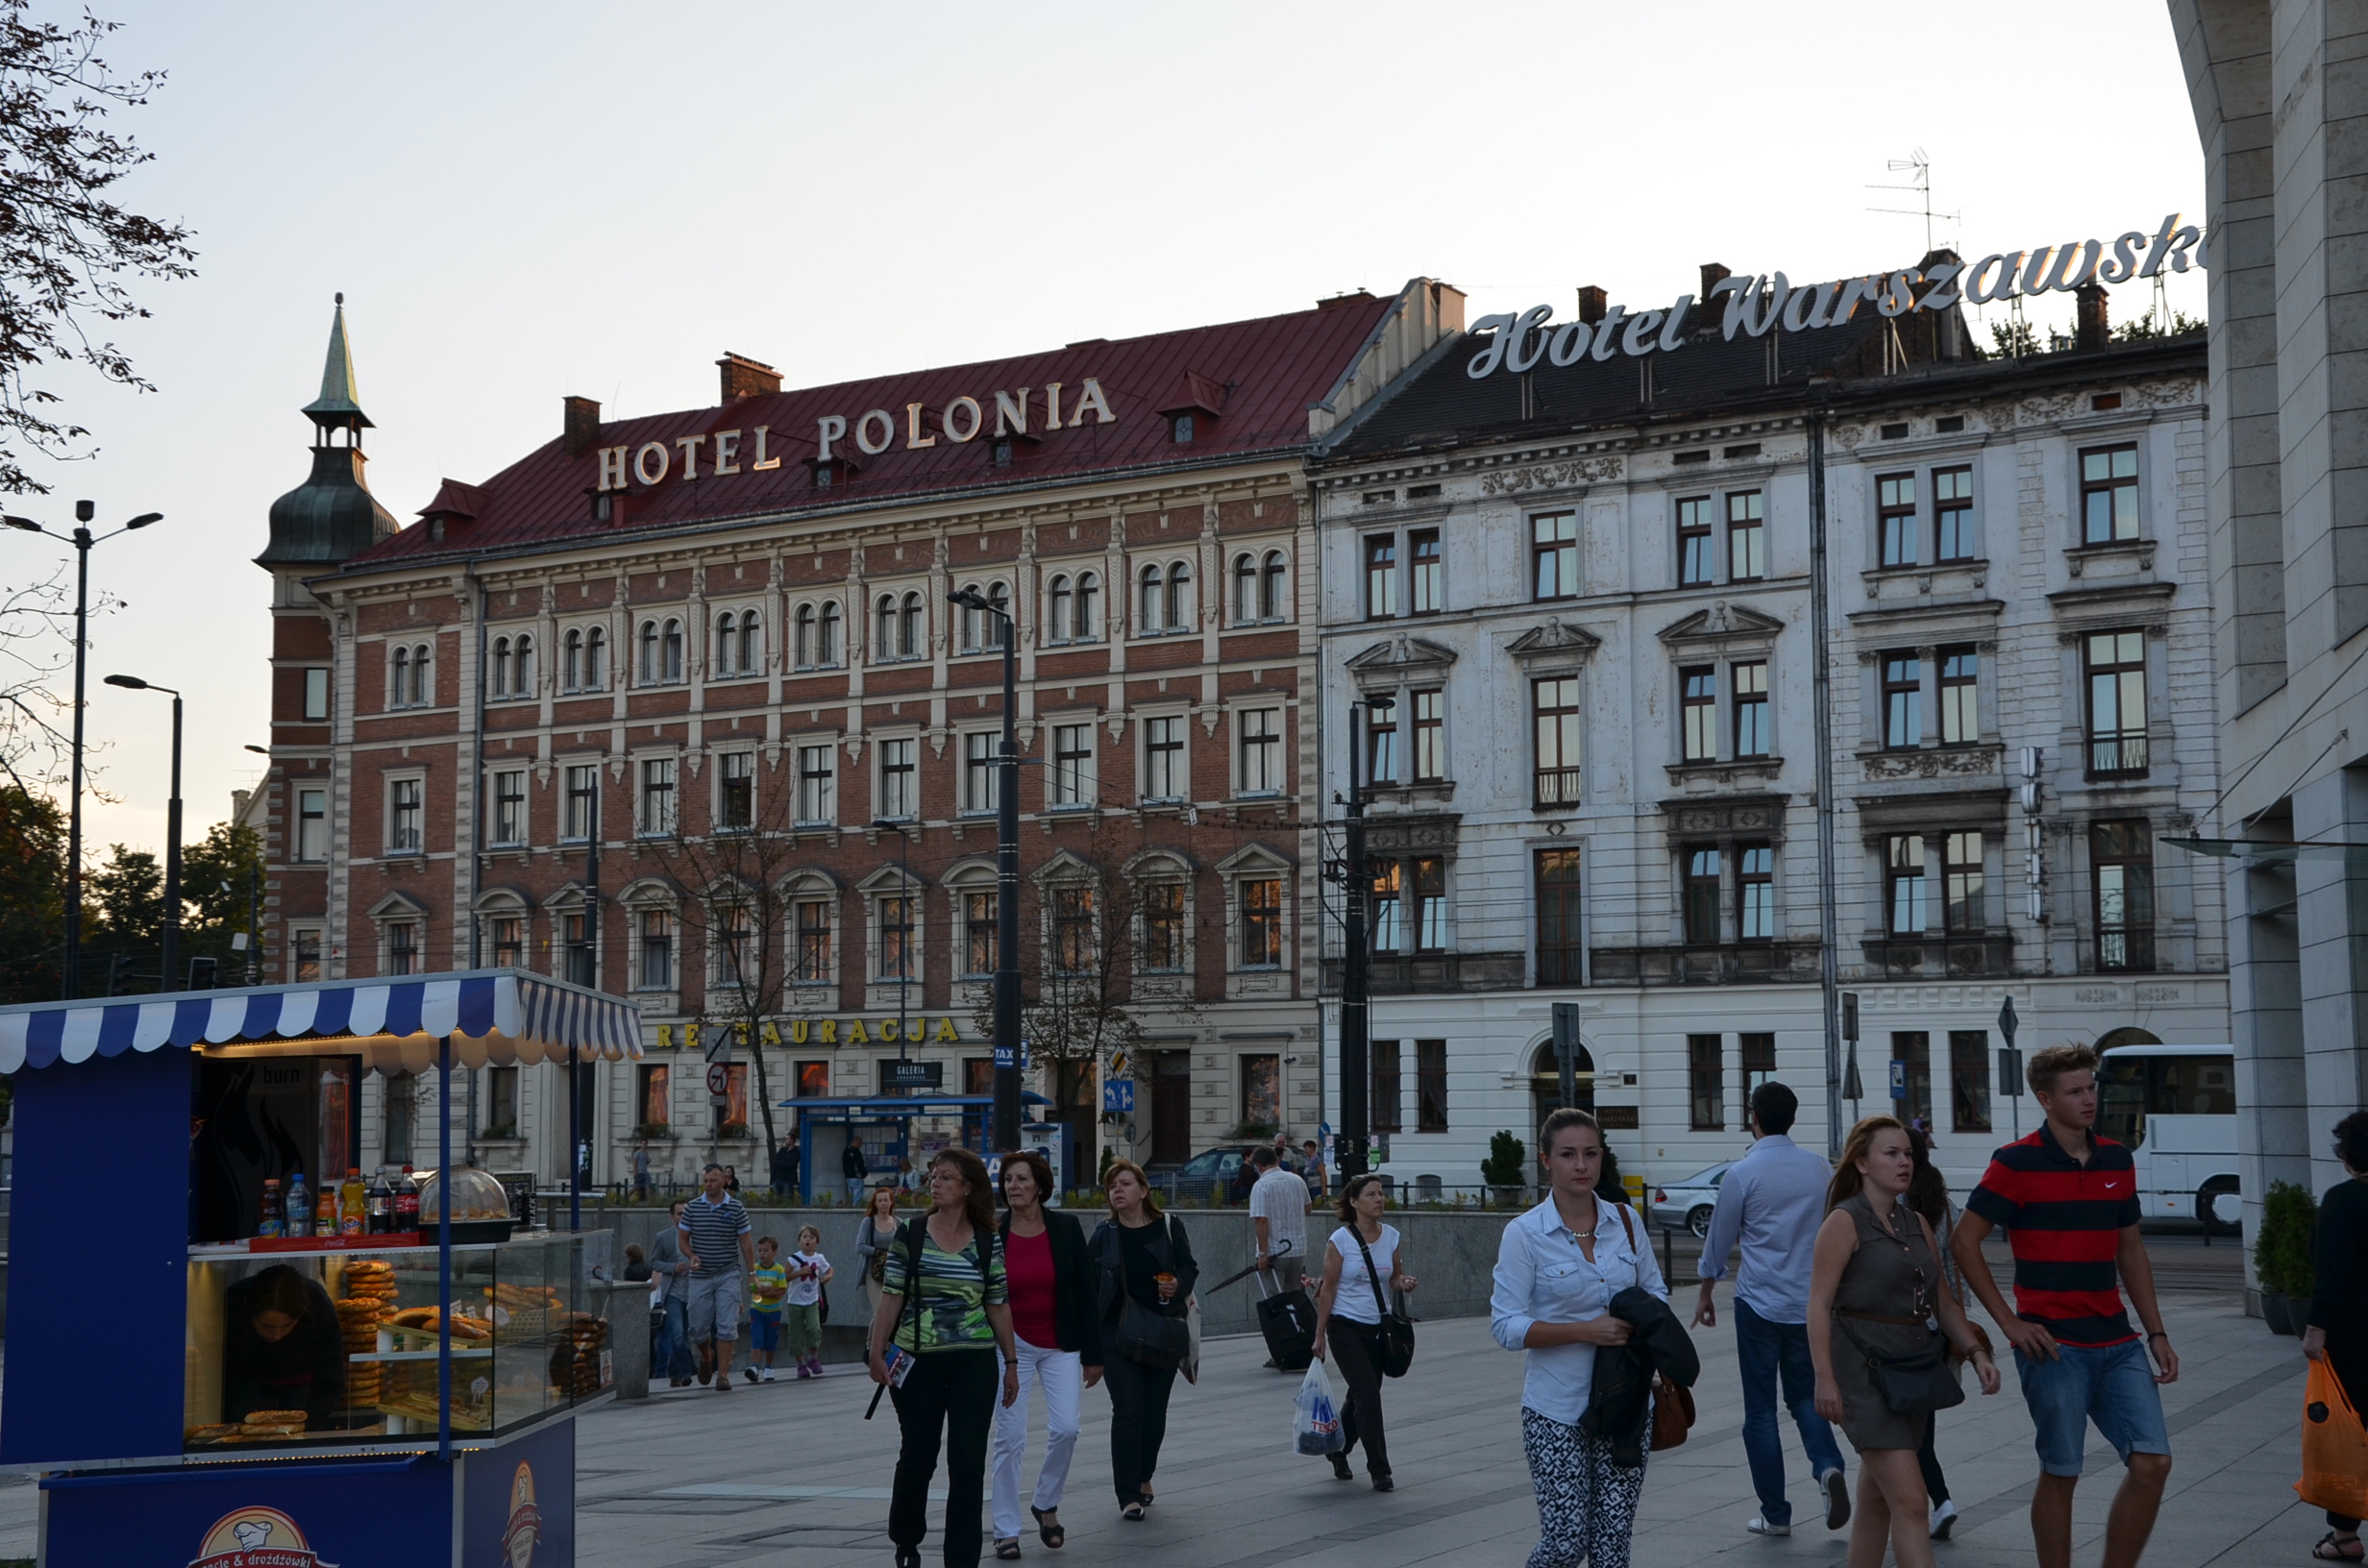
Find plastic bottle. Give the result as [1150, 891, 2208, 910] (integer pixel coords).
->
[257, 1178, 284, 1239]
[317, 1179, 339, 1237]
[339, 1168, 366, 1237]
[366, 1168, 393, 1234]
[395, 1164, 421, 1233]
[284, 1171, 311, 1238]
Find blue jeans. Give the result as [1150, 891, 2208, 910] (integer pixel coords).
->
[1735, 1296, 1846, 1526]
[659, 1293, 695, 1381]
[2013, 1338, 2171, 1478]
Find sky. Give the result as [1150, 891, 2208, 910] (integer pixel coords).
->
[10, 0, 2209, 859]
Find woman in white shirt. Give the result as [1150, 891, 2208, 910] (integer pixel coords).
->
[1311, 1172, 1418, 1491]
[1491, 1107, 1668, 1568]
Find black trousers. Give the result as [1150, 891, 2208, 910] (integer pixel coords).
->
[1103, 1351, 1180, 1505]
[2327, 1333, 2368, 1531]
[889, 1349, 998, 1567]
[1330, 1316, 1393, 1479]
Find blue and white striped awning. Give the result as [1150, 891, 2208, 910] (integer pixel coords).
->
[0, 968, 643, 1075]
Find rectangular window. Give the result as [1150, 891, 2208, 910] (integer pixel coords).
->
[562, 910, 592, 985]
[1365, 534, 1398, 618]
[1882, 653, 1921, 749]
[1739, 843, 1774, 939]
[296, 788, 328, 863]
[1533, 676, 1582, 804]
[488, 915, 524, 969]
[714, 902, 752, 985]
[2081, 443, 2139, 543]
[1944, 830, 1985, 933]
[1677, 497, 1714, 586]
[1414, 857, 1446, 951]
[563, 764, 598, 842]
[794, 1061, 829, 1099]
[962, 732, 998, 815]
[2092, 820, 2156, 970]
[388, 777, 423, 853]
[1367, 698, 1399, 786]
[1887, 834, 1928, 935]
[639, 757, 676, 837]
[1243, 1054, 1281, 1131]
[1938, 646, 1978, 744]
[1239, 708, 1281, 796]
[2084, 631, 2149, 776]
[1143, 716, 1185, 802]
[718, 750, 754, 830]
[1740, 1031, 1776, 1103]
[1412, 690, 1444, 782]
[1893, 1031, 1932, 1124]
[385, 922, 419, 976]
[637, 1064, 670, 1129]
[715, 1064, 748, 1132]
[878, 737, 917, 820]
[1878, 472, 1917, 566]
[1689, 1034, 1724, 1130]
[1370, 1039, 1401, 1134]
[1241, 877, 1282, 968]
[489, 770, 526, 846]
[1369, 859, 1402, 953]
[965, 1057, 995, 1097]
[1142, 882, 1186, 971]
[1051, 723, 1094, 807]
[1732, 660, 1769, 759]
[794, 898, 832, 983]
[1536, 848, 1584, 986]
[796, 744, 835, 825]
[1051, 886, 1094, 973]
[1684, 847, 1722, 943]
[1727, 490, 1765, 581]
[1410, 528, 1443, 614]
[964, 890, 998, 977]
[1417, 1039, 1447, 1132]
[1681, 666, 1718, 762]
[636, 908, 673, 990]
[1533, 511, 1578, 600]
[878, 895, 914, 980]
[1949, 1029, 1992, 1133]
[293, 929, 323, 984]
[1935, 465, 1974, 561]
[303, 667, 331, 723]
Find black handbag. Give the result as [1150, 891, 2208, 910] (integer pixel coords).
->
[1351, 1227, 1415, 1378]
[1100, 1225, 1191, 1368]
[1837, 1316, 1965, 1415]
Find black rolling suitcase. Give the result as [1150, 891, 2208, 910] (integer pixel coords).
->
[1256, 1255, 1318, 1372]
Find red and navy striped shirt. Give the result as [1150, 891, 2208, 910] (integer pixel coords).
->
[1965, 1123, 2141, 1348]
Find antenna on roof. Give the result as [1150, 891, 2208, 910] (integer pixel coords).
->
[1866, 149, 1961, 255]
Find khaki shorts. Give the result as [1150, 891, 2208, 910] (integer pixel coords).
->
[688, 1269, 743, 1342]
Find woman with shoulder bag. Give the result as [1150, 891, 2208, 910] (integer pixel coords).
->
[867, 1148, 1021, 1568]
[1090, 1160, 1196, 1522]
[857, 1184, 902, 1322]
[1312, 1172, 1418, 1491]
[1809, 1117, 1999, 1568]
[1904, 1126, 1972, 1540]
[989, 1151, 1104, 1559]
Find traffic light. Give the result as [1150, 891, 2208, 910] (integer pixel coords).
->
[104, 952, 133, 996]
[186, 956, 217, 992]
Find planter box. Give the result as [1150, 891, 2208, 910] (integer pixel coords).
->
[2261, 1292, 2306, 1335]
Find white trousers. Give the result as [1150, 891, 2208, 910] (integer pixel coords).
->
[992, 1337, 1083, 1539]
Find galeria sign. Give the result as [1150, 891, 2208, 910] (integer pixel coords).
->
[1465, 213, 2207, 379]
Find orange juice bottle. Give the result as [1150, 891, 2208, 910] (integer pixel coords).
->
[339, 1168, 367, 1237]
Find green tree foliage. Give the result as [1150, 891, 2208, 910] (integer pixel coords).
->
[2110, 306, 2207, 343]
[0, 784, 63, 1000]
[1481, 1129, 1527, 1188]
[2256, 1179, 2319, 1296]
[86, 841, 157, 943]
[1987, 317, 2042, 359]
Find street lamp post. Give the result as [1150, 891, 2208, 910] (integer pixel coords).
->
[6, 503, 164, 997]
[868, 818, 917, 1083]
[950, 589, 1023, 1156]
[103, 674, 181, 991]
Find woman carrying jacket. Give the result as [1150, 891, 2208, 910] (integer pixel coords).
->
[989, 1151, 1103, 1559]
[855, 1184, 903, 1324]
[1311, 1172, 1418, 1491]
[1091, 1159, 1196, 1522]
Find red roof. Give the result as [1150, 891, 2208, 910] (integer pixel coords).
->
[349, 293, 1399, 569]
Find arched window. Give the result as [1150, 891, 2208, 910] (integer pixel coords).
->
[662, 618, 683, 683]
[716, 611, 738, 675]
[410, 644, 431, 706]
[739, 609, 761, 674]
[819, 600, 841, 666]
[1139, 563, 1164, 634]
[1075, 572, 1099, 641]
[392, 646, 410, 707]
[513, 633, 533, 697]
[1233, 552, 1257, 624]
[795, 603, 815, 669]
[900, 592, 925, 658]
[876, 594, 898, 661]
[584, 625, 605, 690]
[490, 636, 512, 698]
[958, 582, 983, 652]
[639, 620, 660, 684]
[987, 580, 1009, 649]
[1262, 551, 1289, 620]
[562, 628, 582, 691]
[1168, 559, 1194, 631]
[1048, 575, 1073, 644]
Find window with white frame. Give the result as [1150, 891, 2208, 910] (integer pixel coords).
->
[1139, 878, 1187, 972]
[1239, 876, 1283, 968]
[1046, 571, 1100, 643]
[795, 601, 843, 670]
[961, 885, 997, 977]
[296, 787, 328, 863]
[1413, 690, 1445, 782]
[381, 915, 422, 976]
[877, 892, 915, 981]
[792, 893, 834, 984]
[712, 900, 754, 987]
[876, 594, 898, 661]
[877, 737, 917, 820]
[1050, 723, 1094, 808]
[490, 636, 513, 698]
[486, 907, 526, 968]
[638, 618, 683, 685]
[490, 768, 527, 846]
[487, 633, 532, 699]
[389, 642, 432, 708]
[900, 593, 925, 658]
[1232, 553, 1259, 625]
[303, 668, 331, 722]
[714, 608, 761, 678]
[958, 582, 1010, 652]
[387, 775, 424, 853]
[1238, 708, 1281, 796]
[796, 743, 835, 824]
[1261, 551, 1288, 620]
[717, 750, 755, 831]
[1138, 560, 1192, 634]
[634, 905, 675, 991]
[291, 927, 324, 984]
[639, 757, 677, 837]
[562, 625, 607, 692]
[962, 732, 998, 814]
[562, 763, 598, 842]
[1142, 716, 1186, 802]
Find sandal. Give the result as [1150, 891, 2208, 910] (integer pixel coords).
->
[1031, 1506, 1064, 1549]
[994, 1539, 1023, 1560]
[2315, 1532, 2367, 1561]
[1121, 1502, 1147, 1522]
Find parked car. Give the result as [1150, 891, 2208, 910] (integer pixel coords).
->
[1648, 1163, 1734, 1237]
[1153, 1143, 1270, 1204]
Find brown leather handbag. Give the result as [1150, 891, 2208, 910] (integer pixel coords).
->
[1651, 1376, 1696, 1452]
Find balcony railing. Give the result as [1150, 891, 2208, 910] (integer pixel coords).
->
[1320, 950, 1528, 995]
[1587, 942, 1821, 987]
[2086, 731, 2149, 777]
[1860, 934, 2016, 979]
[1534, 767, 1584, 807]
[2097, 928, 2157, 971]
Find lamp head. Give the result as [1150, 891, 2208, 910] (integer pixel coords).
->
[243, 745, 269, 756]
[103, 674, 148, 690]
[948, 588, 989, 612]
[73, 500, 93, 523]
[125, 512, 162, 529]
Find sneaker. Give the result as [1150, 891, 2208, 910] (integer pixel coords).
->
[1746, 1517, 1791, 1537]
[1929, 1500, 1959, 1540]
[744, 1366, 759, 1384]
[1819, 1467, 1851, 1531]
[808, 1358, 826, 1377]
[762, 1368, 777, 1383]
[796, 1361, 813, 1380]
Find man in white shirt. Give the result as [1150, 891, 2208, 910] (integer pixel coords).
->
[1249, 1146, 1310, 1286]
[1692, 1082, 1850, 1537]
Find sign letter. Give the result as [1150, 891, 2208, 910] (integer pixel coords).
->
[1961, 254, 2023, 305]
[846, 1018, 871, 1043]
[855, 409, 896, 455]
[1464, 314, 1516, 377]
[2138, 212, 2201, 277]
[1589, 304, 1628, 362]
[633, 442, 670, 485]
[944, 396, 983, 442]
[1546, 319, 1592, 366]
[1657, 295, 1693, 352]
[712, 429, 742, 475]
[817, 1018, 837, 1043]
[1877, 270, 1923, 317]
[935, 1016, 958, 1041]
[994, 389, 1030, 435]
[1044, 383, 1064, 428]
[752, 426, 781, 471]
[816, 415, 847, 462]
[675, 433, 704, 479]
[1068, 378, 1114, 426]
[596, 447, 629, 492]
[905, 403, 937, 449]
[1504, 305, 1555, 373]
[1619, 308, 1665, 355]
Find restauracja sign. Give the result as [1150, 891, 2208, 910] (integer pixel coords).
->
[1465, 212, 2208, 379]
[653, 1016, 964, 1050]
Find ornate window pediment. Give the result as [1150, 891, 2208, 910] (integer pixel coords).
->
[1506, 618, 1604, 674]
[1346, 633, 1458, 693]
[1657, 600, 1786, 657]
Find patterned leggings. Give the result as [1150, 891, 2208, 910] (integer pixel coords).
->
[1521, 1408, 1646, 1568]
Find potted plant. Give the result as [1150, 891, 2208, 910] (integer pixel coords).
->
[2254, 1179, 2318, 1335]
[1482, 1130, 1528, 1208]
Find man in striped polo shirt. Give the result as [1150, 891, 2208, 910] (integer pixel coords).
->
[1953, 1042, 2176, 1568]
[678, 1163, 755, 1391]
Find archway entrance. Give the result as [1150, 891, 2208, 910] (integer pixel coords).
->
[1528, 1040, 1595, 1142]
[2096, 1026, 2161, 1051]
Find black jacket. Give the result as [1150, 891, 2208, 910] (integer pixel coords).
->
[999, 1210, 1106, 1366]
[1089, 1212, 1199, 1322]
[1580, 1286, 1701, 1469]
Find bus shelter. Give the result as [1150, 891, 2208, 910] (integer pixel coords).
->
[793, 1092, 1054, 1198]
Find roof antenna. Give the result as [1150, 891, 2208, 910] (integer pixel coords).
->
[1867, 149, 1961, 256]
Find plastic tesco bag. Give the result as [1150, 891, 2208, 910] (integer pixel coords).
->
[2299, 1358, 2368, 1518]
[1295, 1358, 1344, 1456]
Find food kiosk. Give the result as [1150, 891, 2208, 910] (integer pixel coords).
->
[0, 968, 641, 1567]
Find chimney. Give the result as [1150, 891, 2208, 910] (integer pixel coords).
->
[562, 395, 601, 458]
[1700, 262, 1731, 299]
[2075, 284, 2109, 352]
[718, 352, 781, 401]
[1576, 285, 1607, 325]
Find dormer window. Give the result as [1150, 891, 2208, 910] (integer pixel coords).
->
[1158, 370, 1225, 450]
[991, 436, 1014, 468]
[1170, 413, 1194, 444]
[814, 462, 835, 491]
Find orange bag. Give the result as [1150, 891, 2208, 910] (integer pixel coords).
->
[2298, 1359, 2368, 1518]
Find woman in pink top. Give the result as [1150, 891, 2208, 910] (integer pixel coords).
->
[991, 1151, 1105, 1559]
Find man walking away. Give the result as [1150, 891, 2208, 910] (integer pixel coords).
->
[1302, 1139, 1325, 1200]
[679, 1163, 755, 1391]
[1953, 1043, 2175, 1568]
[1248, 1145, 1311, 1369]
[843, 1135, 868, 1206]
[1693, 1081, 1851, 1537]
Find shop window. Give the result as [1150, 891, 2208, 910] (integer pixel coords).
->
[795, 1061, 830, 1099]
[1689, 1035, 1724, 1130]
[1533, 677, 1582, 805]
[1370, 1040, 1402, 1133]
[1533, 511, 1578, 600]
[1879, 473, 1916, 567]
[1949, 1029, 1991, 1133]
[482, 1066, 518, 1139]
[1887, 834, 1927, 934]
[1727, 490, 1764, 581]
[1242, 1054, 1280, 1130]
[1935, 465, 1974, 560]
[1410, 528, 1443, 614]
[1681, 667, 1717, 762]
[1939, 646, 1979, 744]
[1417, 1040, 1447, 1132]
[2092, 820, 2155, 970]
[637, 1064, 670, 1130]
[1882, 653, 1921, 748]
[1677, 497, 1714, 586]
[2081, 443, 2139, 543]
[714, 1064, 748, 1133]
[1535, 848, 1584, 985]
[2084, 631, 2149, 776]
[383, 1073, 417, 1163]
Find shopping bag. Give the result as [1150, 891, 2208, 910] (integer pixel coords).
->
[1294, 1358, 1344, 1456]
[2298, 1359, 2368, 1517]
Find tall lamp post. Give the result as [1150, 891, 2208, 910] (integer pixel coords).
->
[5, 503, 164, 997]
[102, 674, 181, 991]
[950, 588, 1023, 1155]
[1335, 697, 1387, 1183]
[868, 818, 919, 1082]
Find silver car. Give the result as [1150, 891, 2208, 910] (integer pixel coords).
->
[1648, 1163, 1734, 1237]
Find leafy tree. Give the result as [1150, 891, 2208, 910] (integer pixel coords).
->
[1987, 317, 2042, 359]
[2110, 306, 2208, 343]
[0, 563, 121, 793]
[86, 840, 156, 943]
[182, 821, 263, 980]
[0, 783, 63, 1000]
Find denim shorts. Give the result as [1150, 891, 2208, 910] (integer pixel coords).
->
[2013, 1338, 2171, 1477]
[748, 1309, 781, 1354]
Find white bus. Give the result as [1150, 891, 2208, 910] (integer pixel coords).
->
[2098, 1043, 2240, 1234]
